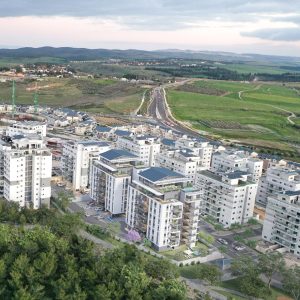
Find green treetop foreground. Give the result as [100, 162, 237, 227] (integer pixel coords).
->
[0, 199, 187, 300]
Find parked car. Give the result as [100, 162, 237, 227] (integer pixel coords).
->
[217, 238, 228, 245]
[233, 244, 245, 251]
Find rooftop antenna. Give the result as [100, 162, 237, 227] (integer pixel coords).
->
[34, 82, 39, 114]
[12, 80, 16, 118]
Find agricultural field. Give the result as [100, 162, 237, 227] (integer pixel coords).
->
[70, 61, 168, 79]
[222, 62, 300, 75]
[168, 80, 300, 154]
[0, 77, 145, 114]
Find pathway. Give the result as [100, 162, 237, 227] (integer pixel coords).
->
[269, 105, 296, 125]
[134, 90, 147, 115]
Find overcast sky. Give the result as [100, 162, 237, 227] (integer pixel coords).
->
[1, 0, 300, 56]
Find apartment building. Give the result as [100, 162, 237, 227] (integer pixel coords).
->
[61, 140, 110, 191]
[175, 138, 213, 169]
[126, 167, 191, 251]
[196, 170, 258, 228]
[156, 148, 200, 182]
[262, 191, 300, 257]
[180, 187, 202, 247]
[0, 134, 52, 209]
[211, 150, 263, 183]
[256, 167, 300, 207]
[89, 149, 139, 215]
[6, 121, 47, 137]
[117, 134, 161, 166]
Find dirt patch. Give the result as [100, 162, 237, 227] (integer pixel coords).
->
[277, 296, 293, 300]
[93, 116, 127, 126]
[26, 83, 63, 91]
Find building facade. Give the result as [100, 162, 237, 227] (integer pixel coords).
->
[196, 170, 258, 228]
[211, 150, 263, 183]
[126, 167, 191, 251]
[256, 167, 300, 207]
[89, 149, 139, 215]
[262, 191, 300, 257]
[6, 121, 47, 137]
[117, 135, 161, 166]
[0, 135, 52, 209]
[61, 140, 110, 191]
[156, 149, 200, 182]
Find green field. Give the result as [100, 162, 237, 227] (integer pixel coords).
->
[0, 78, 144, 114]
[0, 57, 66, 67]
[168, 80, 300, 154]
[222, 62, 298, 74]
[70, 62, 168, 79]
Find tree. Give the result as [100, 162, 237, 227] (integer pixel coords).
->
[231, 256, 267, 298]
[259, 252, 285, 289]
[282, 265, 300, 300]
[197, 264, 221, 285]
[145, 257, 179, 281]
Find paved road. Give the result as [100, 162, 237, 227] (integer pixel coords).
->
[198, 219, 261, 261]
[148, 86, 203, 138]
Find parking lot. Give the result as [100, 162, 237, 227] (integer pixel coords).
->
[198, 219, 261, 260]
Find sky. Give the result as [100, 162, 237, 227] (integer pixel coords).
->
[1, 0, 300, 56]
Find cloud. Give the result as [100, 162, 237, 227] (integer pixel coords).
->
[242, 27, 300, 41]
[1, 0, 300, 30]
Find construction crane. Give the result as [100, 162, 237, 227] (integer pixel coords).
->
[33, 83, 39, 114]
[11, 80, 16, 118]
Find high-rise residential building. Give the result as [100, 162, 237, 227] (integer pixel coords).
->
[174, 138, 213, 169]
[61, 140, 110, 191]
[262, 191, 300, 257]
[89, 149, 139, 215]
[256, 167, 300, 207]
[117, 134, 161, 166]
[180, 187, 202, 248]
[0, 134, 52, 209]
[211, 150, 263, 183]
[196, 170, 258, 228]
[126, 167, 201, 250]
[6, 121, 47, 137]
[156, 148, 200, 182]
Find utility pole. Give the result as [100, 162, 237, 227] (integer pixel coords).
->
[12, 80, 16, 118]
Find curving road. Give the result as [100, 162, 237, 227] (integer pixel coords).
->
[147, 86, 202, 138]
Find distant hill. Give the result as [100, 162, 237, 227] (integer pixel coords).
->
[0, 46, 299, 63]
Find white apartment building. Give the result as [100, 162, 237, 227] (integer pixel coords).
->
[180, 187, 202, 248]
[156, 149, 200, 182]
[262, 191, 300, 257]
[89, 149, 139, 215]
[196, 170, 258, 228]
[6, 121, 47, 137]
[211, 150, 263, 183]
[175, 138, 213, 169]
[256, 167, 300, 207]
[117, 135, 161, 166]
[61, 140, 110, 191]
[0, 134, 52, 209]
[126, 167, 190, 251]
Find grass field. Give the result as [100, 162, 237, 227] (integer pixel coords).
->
[222, 62, 300, 75]
[168, 80, 300, 154]
[70, 62, 168, 79]
[0, 77, 145, 114]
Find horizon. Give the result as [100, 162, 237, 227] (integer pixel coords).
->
[1, 45, 300, 59]
[1, 1, 300, 57]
